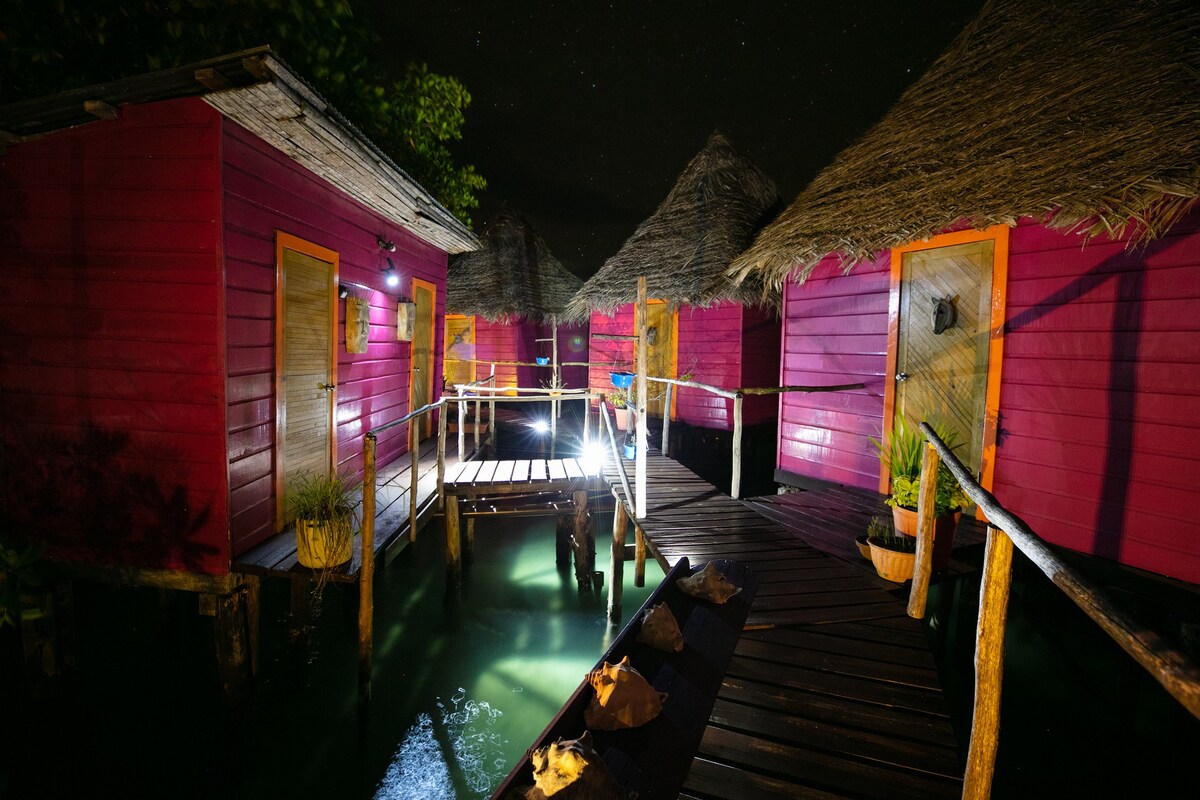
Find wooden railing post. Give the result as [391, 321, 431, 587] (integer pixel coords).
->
[731, 393, 744, 499]
[473, 390, 481, 451]
[457, 388, 465, 460]
[582, 395, 590, 446]
[963, 525, 1014, 799]
[908, 442, 939, 618]
[358, 432, 377, 709]
[662, 381, 673, 457]
[437, 402, 447, 509]
[635, 276, 648, 520]
[489, 365, 497, 449]
[409, 416, 419, 541]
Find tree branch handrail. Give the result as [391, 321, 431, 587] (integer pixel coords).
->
[919, 422, 1200, 720]
[598, 400, 636, 518]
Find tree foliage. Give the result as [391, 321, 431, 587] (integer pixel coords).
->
[0, 0, 485, 222]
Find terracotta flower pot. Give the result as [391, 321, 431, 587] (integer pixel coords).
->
[614, 407, 633, 431]
[891, 506, 961, 569]
[868, 540, 916, 582]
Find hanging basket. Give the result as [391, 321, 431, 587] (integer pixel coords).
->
[536, 357, 549, 366]
[610, 371, 635, 389]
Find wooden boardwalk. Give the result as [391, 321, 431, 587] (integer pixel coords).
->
[234, 435, 475, 582]
[602, 451, 965, 799]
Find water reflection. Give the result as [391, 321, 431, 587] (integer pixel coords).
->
[375, 688, 508, 800]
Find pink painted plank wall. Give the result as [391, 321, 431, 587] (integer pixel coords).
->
[740, 304, 782, 426]
[554, 320, 590, 393]
[588, 307, 636, 404]
[0, 98, 230, 574]
[995, 212, 1200, 583]
[474, 318, 520, 389]
[778, 211, 1200, 583]
[778, 254, 890, 488]
[222, 117, 449, 555]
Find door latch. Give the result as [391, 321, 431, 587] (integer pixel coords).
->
[896, 372, 909, 382]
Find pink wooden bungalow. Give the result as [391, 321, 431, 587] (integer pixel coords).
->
[565, 132, 781, 482]
[444, 206, 587, 395]
[0, 49, 477, 594]
[731, 0, 1200, 585]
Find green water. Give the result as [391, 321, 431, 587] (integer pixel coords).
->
[2, 511, 662, 799]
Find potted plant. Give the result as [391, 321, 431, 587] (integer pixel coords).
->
[865, 516, 917, 582]
[286, 471, 359, 571]
[608, 388, 633, 432]
[871, 417, 968, 569]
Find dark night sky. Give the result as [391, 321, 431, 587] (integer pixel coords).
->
[367, 1, 985, 277]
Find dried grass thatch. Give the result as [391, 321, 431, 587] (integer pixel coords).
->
[566, 131, 779, 320]
[446, 206, 581, 323]
[732, 0, 1200, 288]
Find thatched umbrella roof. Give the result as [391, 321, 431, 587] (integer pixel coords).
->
[732, 0, 1200, 288]
[446, 207, 581, 323]
[565, 131, 779, 320]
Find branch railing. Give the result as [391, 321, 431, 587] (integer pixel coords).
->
[645, 377, 865, 499]
[910, 423, 1200, 799]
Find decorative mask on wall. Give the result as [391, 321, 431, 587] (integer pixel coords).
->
[931, 295, 957, 335]
[346, 296, 371, 354]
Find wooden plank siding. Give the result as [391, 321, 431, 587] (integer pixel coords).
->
[590, 301, 780, 430]
[0, 97, 231, 574]
[588, 306, 637, 401]
[221, 116, 449, 555]
[473, 317, 521, 391]
[776, 209, 1200, 584]
[778, 254, 891, 489]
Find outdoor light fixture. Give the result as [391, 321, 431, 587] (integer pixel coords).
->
[531, 419, 550, 435]
[580, 442, 607, 471]
[382, 256, 400, 288]
[376, 236, 396, 252]
[338, 284, 350, 299]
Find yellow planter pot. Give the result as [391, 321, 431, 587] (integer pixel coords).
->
[891, 507, 961, 569]
[295, 517, 353, 569]
[868, 540, 916, 583]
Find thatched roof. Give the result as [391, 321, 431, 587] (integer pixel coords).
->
[446, 207, 581, 323]
[732, 0, 1200, 288]
[565, 131, 779, 320]
[0, 47, 477, 253]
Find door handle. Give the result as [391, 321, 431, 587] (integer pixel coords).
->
[414, 367, 422, 372]
[896, 372, 909, 382]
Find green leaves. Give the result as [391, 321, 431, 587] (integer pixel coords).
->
[1, 0, 485, 223]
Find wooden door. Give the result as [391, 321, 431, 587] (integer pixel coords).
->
[444, 314, 475, 388]
[411, 279, 436, 439]
[887, 227, 1008, 493]
[276, 233, 338, 529]
[637, 300, 677, 418]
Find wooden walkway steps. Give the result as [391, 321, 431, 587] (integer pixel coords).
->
[233, 436, 475, 582]
[601, 450, 965, 799]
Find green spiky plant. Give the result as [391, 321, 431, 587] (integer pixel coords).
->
[871, 417, 969, 515]
[865, 516, 915, 553]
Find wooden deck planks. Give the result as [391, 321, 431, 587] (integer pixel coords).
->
[595, 449, 964, 798]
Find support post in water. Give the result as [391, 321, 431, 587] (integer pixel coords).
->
[359, 432, 378, 708]
[409, 417, 419, 541]
[634, 525, 646, 588]
[573, 489, 593, 592]
[635, 275, 648, 519]
[608, 498, 629, 624]
[445, 494, 462, 590]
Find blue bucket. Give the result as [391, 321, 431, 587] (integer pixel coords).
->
[536, 357, 549, 366]
[610, 371, 634, 389]
[623, 442, 636, 460]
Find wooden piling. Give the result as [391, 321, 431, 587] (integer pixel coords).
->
[573, 489, 593, 592]
[244, 575, 261, 676]
[465, 517, 476, 566]
[409, 416, 419, 541]
[437, 402, 448, 509]
[359, 432, 377, 708]
[963, 525, 1014, 799]
[556, 514, 572, 570]
[445, 494, 462, 589]
[213, 590, 251, 708]
[634, 525, 646, 588]
[608, 499, 629, 623]
[731, 393, 743, 499]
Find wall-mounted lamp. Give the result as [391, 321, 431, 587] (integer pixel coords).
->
[382, 256, 400, 288]
[376, 236, 396, 252]
[338, 284, 350, 300]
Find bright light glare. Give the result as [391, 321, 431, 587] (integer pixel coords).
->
[386, 273, 400, 287]
[579, 442, 607, 471]
[531, 419, 550, 434]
